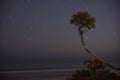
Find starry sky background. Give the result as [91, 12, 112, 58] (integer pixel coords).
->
[0, 0, 120, 69]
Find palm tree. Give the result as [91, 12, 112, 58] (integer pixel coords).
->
[70, 11, 117, 70]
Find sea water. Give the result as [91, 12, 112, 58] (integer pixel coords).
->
[0, 68, 78, 80]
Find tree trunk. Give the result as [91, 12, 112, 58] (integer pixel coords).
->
[80, 33, 117, 70]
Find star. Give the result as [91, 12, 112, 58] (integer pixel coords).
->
[113, 32, 117, 37]
[30, 26, 32, 30]
[84, 6, 89, 11]
[9, 15, 12, 19]
[25, 0, 31, 8]
[28, 37, 31, 41]
[8, 15, 14, 24]
[101, 31, 105, 35]
[26, 0, 31, 3]
[85, 36, 88, 39]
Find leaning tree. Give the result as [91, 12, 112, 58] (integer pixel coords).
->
[70, 11, 117, 70]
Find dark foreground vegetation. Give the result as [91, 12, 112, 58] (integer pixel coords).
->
[66, 69, 120, 80]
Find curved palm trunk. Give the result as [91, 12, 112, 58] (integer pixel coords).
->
[80, 33, 118, 70]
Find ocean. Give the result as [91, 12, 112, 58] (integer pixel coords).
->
[1, 55, 119, 80]
[0, 57, 84, 80]
[0, 68, 78, 80]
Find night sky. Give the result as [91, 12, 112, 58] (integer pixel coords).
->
[0, 0, 120, 69]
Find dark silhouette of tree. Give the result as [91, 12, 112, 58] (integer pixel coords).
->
[84, 59, 105, 71]
[68, 70, 90, 80]
[66, 69, 120, 80]
[70, 11, 117, 70]
[84, 59, 105, 80]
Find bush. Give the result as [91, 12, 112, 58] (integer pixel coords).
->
[66, 69, 120, 80]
